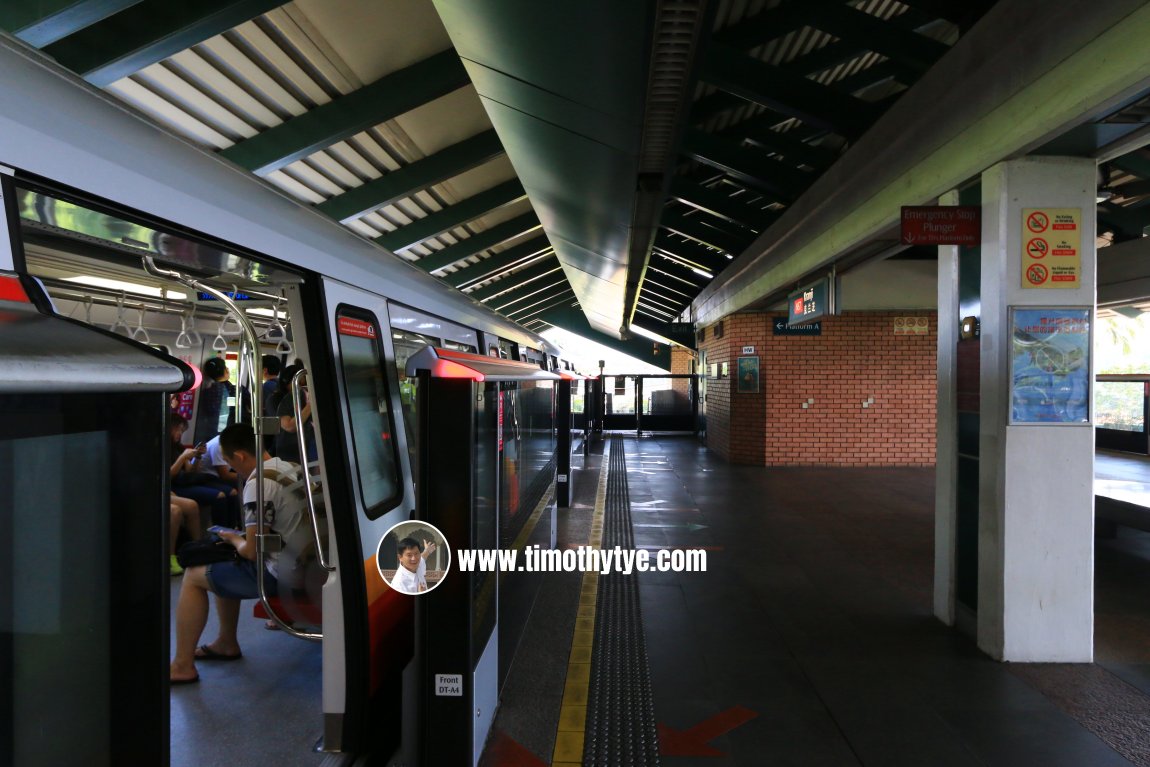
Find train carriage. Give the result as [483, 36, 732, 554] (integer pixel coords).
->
[0, 34, 562, 767]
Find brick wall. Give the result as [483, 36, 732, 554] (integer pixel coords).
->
[699, 311, 936, 466]
[670, 345, 693, 397]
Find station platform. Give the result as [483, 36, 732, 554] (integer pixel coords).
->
[485, 435, 1150, 767]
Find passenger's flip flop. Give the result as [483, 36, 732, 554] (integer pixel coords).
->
[195, 644, 243, 661]
[170, 675, 200, 686]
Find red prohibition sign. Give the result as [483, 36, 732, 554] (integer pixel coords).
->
[1026, 238, 1048, 259]
[1027, 211, 1049, 233]
[1026, 263, 1048, 285]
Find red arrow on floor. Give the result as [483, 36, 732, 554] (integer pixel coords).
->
[658, 705, 759, 757]
[479, 729, 547, 767]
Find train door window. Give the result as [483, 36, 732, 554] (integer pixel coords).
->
[336, 307, 402, 518]
[390, 329, 438, 468]
[498, 338, 515, 360]
[388, 303, 479, 352]
[442, 338, 478, 354]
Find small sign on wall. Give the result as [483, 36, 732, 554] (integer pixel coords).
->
[1021, 208, 1081, 289]
[742, 346, 755, 354]
[737, 356, 759, 393]
[893, 317, 929, 335]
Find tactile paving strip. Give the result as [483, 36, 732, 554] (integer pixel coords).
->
[582, 438, 660, 765]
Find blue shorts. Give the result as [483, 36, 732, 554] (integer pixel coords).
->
[205, 559, 279, 600]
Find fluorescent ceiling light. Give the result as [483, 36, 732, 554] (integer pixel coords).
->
[690, 267, 713, 278]
[63, 275, 186, 300]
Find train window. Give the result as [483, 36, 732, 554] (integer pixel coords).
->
[391, 329, 437, 469]
[442, 339, 477, 354]
[498, 338, 516, 360]
[336, 307, 402, 518]
[388, 303, 479, 351]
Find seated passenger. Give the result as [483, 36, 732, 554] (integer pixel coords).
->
[169, 494, 201, 576]
[169, 422, 312, 685]
[194, 433, 239, 485]
[389, 537, 437, 594]
[169, 412, 239, 526]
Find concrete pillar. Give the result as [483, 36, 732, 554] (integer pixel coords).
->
[978, 157, 1096, 662]
[934, 190, 960, 626]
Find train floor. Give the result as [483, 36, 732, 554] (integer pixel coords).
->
[169, 577, 325, 767]
[485, 435, 1150, 767]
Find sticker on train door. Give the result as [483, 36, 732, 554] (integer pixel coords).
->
[338, 317, 377, 338]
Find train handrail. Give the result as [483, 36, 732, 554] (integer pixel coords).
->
[291, 367, 334, 572]
[142, 256, 320, 642]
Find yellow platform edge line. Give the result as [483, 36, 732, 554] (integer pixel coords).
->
[550, 449, 610, 765]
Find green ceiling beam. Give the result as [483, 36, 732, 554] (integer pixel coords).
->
[635, 289, 682, 315]
[644, 265, 706, 294]
[635, 301, 676, 321]
[466, 256, 562, 302]
[535, 306, 672, 369]
[375, 179, 526, 253]
[898, 0, 995, 27]
[644, 278, 697, 303]
[513, 295, 579, 324]
[316, 130, 503, 223]
[42, 0, 288, 87]
[648, 266, 708, 296]
[504, 287, 576, 320]
[493, 278, 570, 313]
[415, 212, 541, 273]
[695, 7, 936, 126]
[810, 5, 949, 74]
[711, 0, 839, 51]
[447, 236, 552, 289]
[659, 207, 754, 256]
[668, 178, 766, 231]
[1113, 155, 1150, 181]
[653, 231, 729, 269]
[702, 43, 880, 139]
[223, 49, 471, 175]
[684, 130, 813, 203]
[1098, 204, 1150, 240]
[732, 120, 841, 171]
[1, 0, 139, 47]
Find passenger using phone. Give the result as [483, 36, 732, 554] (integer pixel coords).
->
[169, 422, 312, 685]
[169, 412, 240, 528]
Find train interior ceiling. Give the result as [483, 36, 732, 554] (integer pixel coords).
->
[17, 182, 306, 368]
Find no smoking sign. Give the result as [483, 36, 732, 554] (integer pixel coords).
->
[1022, 208, 1080, 289]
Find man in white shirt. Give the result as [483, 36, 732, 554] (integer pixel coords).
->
[390, 537, 437, 594]
[169, 422, 312, 685]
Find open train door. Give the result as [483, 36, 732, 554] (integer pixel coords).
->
[0, 273, 193, 766]
[301, 277, 418, 762]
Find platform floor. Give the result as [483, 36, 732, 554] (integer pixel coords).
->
[486, 436, 1150, 767]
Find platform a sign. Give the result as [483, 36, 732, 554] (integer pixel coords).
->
[900, 206, 980, 246]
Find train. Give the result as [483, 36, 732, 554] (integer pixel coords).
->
[0, 34, 574, 767]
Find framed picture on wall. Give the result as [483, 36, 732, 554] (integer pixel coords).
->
[737, 356, 759, 393]
[1008, 306, 1090, 424]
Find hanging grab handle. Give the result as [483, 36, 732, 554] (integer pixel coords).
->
[131, 307, 151, 344]
[108, 291, 132, 336]
[141, 255, 320, 643]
